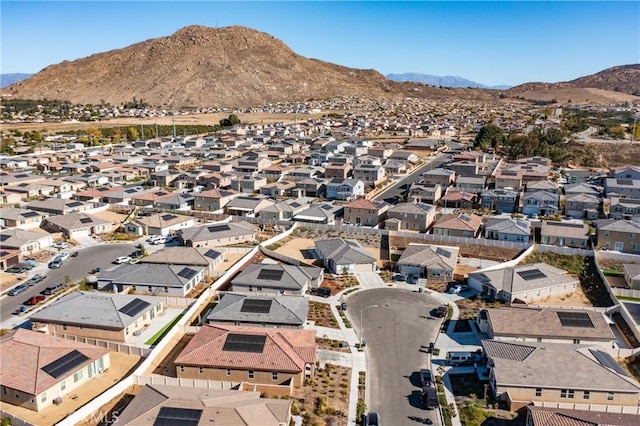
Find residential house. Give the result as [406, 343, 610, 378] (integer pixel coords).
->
[352, 163, 386, 184]
[566, 193, 600, 219]
[295, 178, 326, 198]
[153, 192, 194, 211]
[396, 243, 459, 281]
[127, 213, 195, 237]
[609, 197, 640, 220]
[26, 198, 92, 216]
[526, 406, 640, 426]
[389, 151, 419, 164]
[0, 208, 45, 229]
[439, 191, 476, 209]
[540, 221, 591, 248]
[197, 171, 234, 189]
[174, 325, 316, 388]
[482, 339, 640, 411]
[259, 198, 312, 221]
[525, 180, 560, 194]
[595, 219, 640, 253]
[455, 176, 486, 194]
[564, 183, 600, 197]
[193, 188, 240, 212]
[0, 248, 21, 271]
[235, 155, 272, 173]
[610, 165, 640, 180]
[231, 175, 268, 194]
[495, 170, 524, 191]
[605, 178, 640, 199]
[315, 238, 377, 274]
[141, 247, 222, 277]
[343, 199, 389, 226]
[468, 263, 579, 303]
[116, 385, 292, 426]
[481, 189, 519, 213]
[422, 169, 456, 188]
[259, 180, 298, 198]
[206, 293, 308, 329]
[484, 217, 531, 242]
[0, 329, 110, 411]
[323, 162, 352, 179]
[97, 263, 204, 297]
[177, 221, 258, 247]
[30, 291, 164, 342]
[129, 190, 173, 207]
[4, 182, 55, 198]
[224, 196, 274, 217]
[408, 182, 442, 205]
[449, 160, 479, 177]
[385, 202, 436, 232]
[623, 263, 640, 290]
[432, 213, 483, 238]
[293, 202, 343, 224]
[0, 229, 53, 256]
[522, 191, 560, 217]
[43, 213, 112, 239]
[0, 189, 23, 205]
[231, 263, 323, 295]
[476, 307, 615, 348]
[325, 178, 365, 201]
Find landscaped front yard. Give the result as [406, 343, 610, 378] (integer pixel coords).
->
[308, 301, 340, 328]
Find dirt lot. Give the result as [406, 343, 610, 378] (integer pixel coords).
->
[0, 272, 25, 292]
[2, 352, 140, 426]
[316, 337, 351, 353]
[390, 236, 522, 261]
[92, 210, 129, 225]
[149, 334, 193, 377]
[308, 301, 339, 329]
[291, 363, 350, 426]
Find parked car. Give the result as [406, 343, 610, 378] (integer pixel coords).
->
[447, 284, 463, 294]
[393, 273, 406, 282]
[52, 241, 68, 249]
[146, 235, 163, 243]
[419, 368, 433, 388]
[315, 287, 332, 298]
[23, 259, 38, 268]
[131, 250, 144, 259]
[48, 259, 63, 269]
[114, 256, 132, 264]
[6, 265, 26, 274]
[24, 295, 45, 305]
[406, 274, 419, 284]
[56, 252, 70, 262]
[44, 283, 65, 295]
[8, 284, 29, 296]
[434, 306, 447, 318]
[363, 412, 381, 426]
[26, 273, 46, 286]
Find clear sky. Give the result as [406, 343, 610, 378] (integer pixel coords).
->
[1, 1, 638, 86]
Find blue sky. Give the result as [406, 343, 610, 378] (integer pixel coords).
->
[1, 1, 638, 86]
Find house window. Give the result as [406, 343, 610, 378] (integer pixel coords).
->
[257, 286, 263, 291]
[573, 339, 580, 344]
[631, 233, 636, 239]
[164, 287, 169, 293]
[536, 338, 542, 342]
[604, 231, 609, 237]
[62, 323, 67, 331]
[560, 389, 574, 399]
[198, 367, 203, 374]
[607, 392, 614, 401]
[248, 370, 255, 379]
[583, 391, 590, 399]
[41, 392, 46, 403]
[272, 372, 278, 381]
[249, 286, 253, 292]
[73, 370, 83, 382]
[61, 381, 66, 391]
[179, 366, 184, 373]
[226, 369, 231, 376]
[535, 388, 542, 397]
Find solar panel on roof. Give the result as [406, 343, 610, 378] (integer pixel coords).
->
[124, 188, 137, 194]
[207, 224, 230, 233]
[616, 179, 633, 186]
[320, 204, 334, 210]
[153, 407, 202, 426]
[222, 333, 267, 353]
[290, 202, 301, 208]
[161, 214, 178, 221]
[240, 299, 273, 314]
[257, 268, 284, 281]
[66, 201, 82, 207]
[79, 217, 93, 224]
[177, 267, 198, 280]
[97, 187, 110, 192]
[0, 251, 9, 257]
[118, 298, 151, 317]
[459, 215, 471, 223]
[204, 249, 221, 259]
[436, 247, 452, 258]
[41, 350, 89, 378]
[557, 311, 594, 328]
[516, 220, 529, 229]
[517, 269, 547, 281]
[589, 349, 629, 376]
[21, 211, 40, 218]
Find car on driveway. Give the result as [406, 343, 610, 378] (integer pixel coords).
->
[23, 259, 38, 268]
[433, 306, 447, 318]
[393, 273, 406, 282]
[447, 284, 463, 294]
[6, 265, 26, 274]
[52, 241, 68, 249]
[406, 274, 419, 284]
[114, 256, 132, 264]
[26, 273, 46, 286]
[8, 284, 29, 296]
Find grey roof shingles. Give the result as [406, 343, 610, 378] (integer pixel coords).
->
[315, 238, 376, 265]
[206, 293, 308, 326]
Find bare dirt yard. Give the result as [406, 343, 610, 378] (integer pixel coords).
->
[308, 301, 340, 329]
[0, 272, 24, 292]
[2, 352, 140, 426]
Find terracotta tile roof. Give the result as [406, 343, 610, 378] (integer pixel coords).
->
[174, 325, 316, 373]
[528, 406, 640, 426]
[433, 213, 482, 231]
[345, 198, 387, 210]
[0, 328, 109, 395]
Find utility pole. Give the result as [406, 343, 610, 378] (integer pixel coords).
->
[632, 114, 638, 143]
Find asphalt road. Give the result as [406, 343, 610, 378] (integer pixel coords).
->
[374, 154, 451, 204]
[1, 243, 136, 323]
[346, 288, 444, 426]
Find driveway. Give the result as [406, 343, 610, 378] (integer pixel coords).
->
[355, 272, 386, 290]
[346, 288, 443, 426]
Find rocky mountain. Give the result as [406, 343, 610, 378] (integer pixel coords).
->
[1, 73, 32, 88]
[386, 73, 511, 89]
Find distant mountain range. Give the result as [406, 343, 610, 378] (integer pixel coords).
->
[386, 73, 511, 90]
[1, 73, 32, 88]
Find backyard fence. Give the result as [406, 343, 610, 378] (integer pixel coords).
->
[55, 333, 151, 357]
[0, 410, 37, 426]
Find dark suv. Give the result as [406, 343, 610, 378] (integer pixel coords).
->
[419, 369, 433, 388]
[434, 306, 447, 318]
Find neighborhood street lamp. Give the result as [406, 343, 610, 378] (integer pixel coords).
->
[360, 304, 378, 346]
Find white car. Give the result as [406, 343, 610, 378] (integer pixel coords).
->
[52, 241, 68, 249]
[448, 284, 463, 294]
[114, 256, 132, 264]
[56, 252, 70, 262]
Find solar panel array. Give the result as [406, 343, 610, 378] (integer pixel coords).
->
[436, 247, 452, 258]
[204, 249, 221, 259]
[177, 267, 198, 280]
[459, 215, 471, 223]
[207, 225, 230, 233]
[21, 211, 40, 218]
[67, 201, 83, 207]
[161, 214, 178, 221]
[589, 349, 629, 376]
[240, 299, 273, 314]
[118, 298, 151, 317]
[222, 333, 267, 353]
[41, 350, 89, 378]
[257, 269, 284, 281]
[320, 204, 334, 210]
[125, 188, 138, 194]
[516, 269, 547, 281]
[516, 220, 529, 229]
[290, 202, 301, 208]
[79, 217, 93, 224]
[617, 179, 633, 186]
[97, 187, 110, 192]
[153, 407, 203, 426]
[557, 311, 594, 328]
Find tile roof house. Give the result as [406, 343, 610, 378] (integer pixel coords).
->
[468, 262, 579, 303]
[97, 263, 205, 297]
[174, 324, 316, 388]
[595, 219, 640, 253]
[206, 293, 308, 329]
[385, 202, 436, 232]
[564, 183, 600, 196]
[525, 179, 560, 194]
[30, 291, 164, 342]
[482, 339, 640, 411]
[259, 198, 313, 221]
[526, 406, 640, 426]
[343, 198, 389, 226]
[315, 238, 377, 274]
[0, 328, 110, 411]
[231, 263, 323, 295]
[43, 212, 112, 239]
[126, 213, 195, 237]
[623, 263, 640, 290]
[484, 217, 531, 242]
[421, 168, 456, 188]
[605, 177, 640, 200]
[432, 213, 483, 238]
[439, 190, 476, 209]
[352, 163, 386, 183]
[396, 243, 459, 281]
[477, 307, 615, 348]
[26, 198, 92, 216]
[409, 182, 443, 205]
[116, 385, 292, 426]
[541, 221, 591, 249]
[325, 178, 365, 201]
[177, 221, 258, 247]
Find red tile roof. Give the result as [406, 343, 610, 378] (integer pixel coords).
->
[174, 325, 316, 373]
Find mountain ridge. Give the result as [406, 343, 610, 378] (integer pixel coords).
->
[386, 72, 511, 89]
